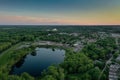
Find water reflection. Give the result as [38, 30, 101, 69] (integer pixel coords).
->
[31, 51, 37, 56]
[10, 47, 65, 77]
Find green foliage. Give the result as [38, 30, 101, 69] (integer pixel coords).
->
[0, 42, 11, 53]
[41, 75, 56, 80]
[21, 72, 35, 80]
[62, 52, 94, 74]
[41, 66, 65, 80]
[82, 37, 117, 60]
[0, 26, 119, 80]
[88, 67, 101, 80]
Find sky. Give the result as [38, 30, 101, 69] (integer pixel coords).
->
[0, 0, 120, 25]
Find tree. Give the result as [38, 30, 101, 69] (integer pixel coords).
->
[41, 66, 65, 80]
[41, 75, 56, 80]
[21, 72, 35, 80]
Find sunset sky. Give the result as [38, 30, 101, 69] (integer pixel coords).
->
[0, 0, 120, 25]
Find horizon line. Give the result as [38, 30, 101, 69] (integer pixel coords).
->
[0, 24, 120, 26]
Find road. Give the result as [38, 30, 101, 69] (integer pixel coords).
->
[98, 37, 119, 80]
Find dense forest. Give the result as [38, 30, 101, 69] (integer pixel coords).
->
[0, 26, 120, 80]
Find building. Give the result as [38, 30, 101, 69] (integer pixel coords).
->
[52, 28, 58, 31]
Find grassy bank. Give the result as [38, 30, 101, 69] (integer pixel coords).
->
[0, 43, 35, 74]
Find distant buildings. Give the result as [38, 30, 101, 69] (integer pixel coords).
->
[52, 28, 58, 32]
[46, 28, 58, 32]
[112, 33, 120, 38]
[109, 55, 120, 80]
[70, 33, 79, 36]
[109, 64, 120, 80]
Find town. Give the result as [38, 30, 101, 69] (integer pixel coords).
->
[0, 26, 120, 80]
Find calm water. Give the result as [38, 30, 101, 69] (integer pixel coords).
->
[11, 47, 65, 77]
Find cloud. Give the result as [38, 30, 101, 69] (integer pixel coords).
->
[0, 14, 84, 25]
[0, 12, 120, 25]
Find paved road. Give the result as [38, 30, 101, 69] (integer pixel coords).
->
[98, 37, 119, 80]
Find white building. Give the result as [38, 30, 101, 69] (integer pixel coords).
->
[52, 28, 58, 31]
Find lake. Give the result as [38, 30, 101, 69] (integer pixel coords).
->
[10, 47, 65, 77]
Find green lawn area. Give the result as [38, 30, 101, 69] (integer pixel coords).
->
[0, 42, 34, 75]
[0, 43, 23, 65]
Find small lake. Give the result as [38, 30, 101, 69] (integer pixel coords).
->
[10, 47, 65, 77]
